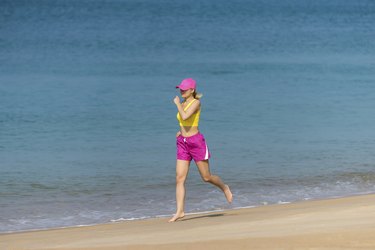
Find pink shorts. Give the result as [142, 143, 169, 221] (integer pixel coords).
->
[176, 132, 211, 162]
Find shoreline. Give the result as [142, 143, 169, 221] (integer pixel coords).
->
[2, 191, 373, 236]
[2, 192, 373, 236]
[1, 193, 375, 249]
[1, 193, 367, 236]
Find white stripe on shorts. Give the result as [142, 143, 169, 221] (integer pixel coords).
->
[204, 144, 209, 160]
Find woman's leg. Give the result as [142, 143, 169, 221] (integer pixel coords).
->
[196, 160, 233, 203]
[169, 159, 191, 222]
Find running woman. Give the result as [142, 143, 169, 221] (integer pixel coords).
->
[169, 78, 233, 222]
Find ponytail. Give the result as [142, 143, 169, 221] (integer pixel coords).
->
[193, 90, 203, 100]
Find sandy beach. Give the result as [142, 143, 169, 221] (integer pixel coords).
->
[1, 194, 375, 250]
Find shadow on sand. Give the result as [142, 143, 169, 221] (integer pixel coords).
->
[180, 213, 226, 221]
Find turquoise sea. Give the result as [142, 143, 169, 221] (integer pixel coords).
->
[1, 0, 375, 233]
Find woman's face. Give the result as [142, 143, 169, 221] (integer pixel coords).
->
[180, 88, 194, 98]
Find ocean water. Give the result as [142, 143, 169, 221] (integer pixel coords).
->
[1, 0, 375, 233]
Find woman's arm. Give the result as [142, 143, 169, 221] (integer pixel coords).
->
[174, 96, 200, 120]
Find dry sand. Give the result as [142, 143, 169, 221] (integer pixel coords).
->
[1, 194, 375, 250]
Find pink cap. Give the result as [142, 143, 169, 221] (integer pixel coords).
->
[176, 78, 196, 90]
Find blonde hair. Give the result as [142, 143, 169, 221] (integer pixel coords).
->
[193, 90, 203, 99]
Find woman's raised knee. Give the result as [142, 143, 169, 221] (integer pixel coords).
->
[202, 175, 212, 182]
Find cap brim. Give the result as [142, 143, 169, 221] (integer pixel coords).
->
[176, 85, 189, 90]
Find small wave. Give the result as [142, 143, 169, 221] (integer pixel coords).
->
[110, 216, 151, 222]
[338, 171, 375, 183]
[277, 201, 291, 204]
[30, 183, 57, 190]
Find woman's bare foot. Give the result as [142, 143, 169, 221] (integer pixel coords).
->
[168, 212, 185, 222]
[224, 185, 233, 203]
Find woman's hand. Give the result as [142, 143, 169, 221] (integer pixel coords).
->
[173, 96, 180, 105]
[176, 131, 181, 137]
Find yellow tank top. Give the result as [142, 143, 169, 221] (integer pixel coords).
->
[176, 99, 200, 127]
